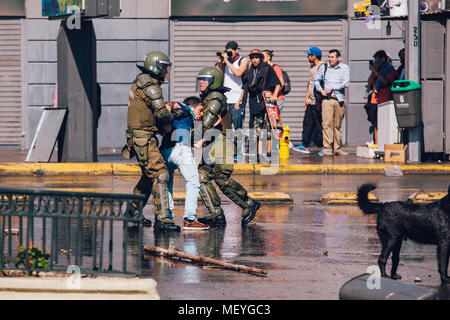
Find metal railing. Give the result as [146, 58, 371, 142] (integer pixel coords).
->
[0, 187, 145, 276]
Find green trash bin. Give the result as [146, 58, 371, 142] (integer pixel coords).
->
[391, 80, 421, 128]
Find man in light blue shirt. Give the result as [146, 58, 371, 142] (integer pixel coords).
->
[314, 49, 350, 156]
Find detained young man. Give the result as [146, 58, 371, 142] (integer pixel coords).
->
[161, 97, 209, 230]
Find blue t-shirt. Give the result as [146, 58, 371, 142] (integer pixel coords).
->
[160, 103, 194, 150]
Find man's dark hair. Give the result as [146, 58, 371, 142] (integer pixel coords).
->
[373, 50, 388, 59]
[225, 40, 239, 50]
[329, 49, 341, 57]
[183, 96, 202, 107]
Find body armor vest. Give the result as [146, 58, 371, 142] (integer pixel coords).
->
[203, 91, 232, 135]
[127, 75, 160, 130]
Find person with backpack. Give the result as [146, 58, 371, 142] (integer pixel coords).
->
[242, 49, 282, 160]
[293, 47, 324, 154]
[262, 49, 287, 112]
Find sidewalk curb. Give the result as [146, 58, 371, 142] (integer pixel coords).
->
[0, 277, 160, 300]
[407, 192, 447, 204]
[322, 192, 378, 205]
[172, 191, 293, 205]
[322, 191, 447, 205]
[1, 163, 450, 176]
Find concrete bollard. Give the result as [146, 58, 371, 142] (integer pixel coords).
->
[339, 273, 436, 300]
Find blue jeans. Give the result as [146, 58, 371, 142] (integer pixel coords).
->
[228, 103, 244, 130]
[161, 144, 200, 221]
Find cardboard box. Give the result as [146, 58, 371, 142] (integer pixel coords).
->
[384, 144, 407, 163]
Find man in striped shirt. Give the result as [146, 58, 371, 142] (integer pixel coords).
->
[314, 49, 350, 156]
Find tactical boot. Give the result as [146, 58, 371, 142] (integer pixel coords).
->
[125, 206, 151, 227]
[153, 218, 181, 232]
[198, 208, 226, 228]
[241, 198, 261, 225]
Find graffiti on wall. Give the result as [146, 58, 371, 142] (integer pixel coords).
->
[42, 0, 82, 17]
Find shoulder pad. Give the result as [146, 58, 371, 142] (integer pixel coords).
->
[136, 74, 156, 89]
[207, 91, 226, 103]
[145, 84, 163, 101]
[205, 98, 224, 116]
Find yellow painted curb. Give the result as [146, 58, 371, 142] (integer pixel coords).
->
[232, 164, 255, 175]
[1, 163, 450, 176]
[253, 164, 450, 175]
[322, 192, 378, 205]
[407, 192, 446, 204]
[0, 163, 115, 176]
[173, 191, 293, 205]
[111, 164, 141, 175]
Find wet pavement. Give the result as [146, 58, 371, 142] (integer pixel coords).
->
[0, 174, 449, 300]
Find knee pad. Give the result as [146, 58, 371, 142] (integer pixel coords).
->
[217, 177, 248, 209]
[152, 169, 170, 218]
[155, 169, 170, 183]
[199, 181, 221, 217]
[198, 169, 210, 184]
[214, 171, 232, 190]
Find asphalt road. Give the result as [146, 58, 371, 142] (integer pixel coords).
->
[0, 174, 449, 300]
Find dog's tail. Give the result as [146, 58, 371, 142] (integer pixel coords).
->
[357, 183, 381, 214]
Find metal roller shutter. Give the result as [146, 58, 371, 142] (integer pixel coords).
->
[170, 19, 345, 141]
[0, 19, 23, 146]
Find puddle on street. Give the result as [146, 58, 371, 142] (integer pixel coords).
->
[1, 175, 448, 298]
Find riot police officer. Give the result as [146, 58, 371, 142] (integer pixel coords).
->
[195, 66, 261, 227]
[124, 51, 180, 232]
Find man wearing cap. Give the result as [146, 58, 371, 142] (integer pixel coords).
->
[242, 49, 281, 159]
[216, 41, 249, 132]
[293, 47, 324, 154]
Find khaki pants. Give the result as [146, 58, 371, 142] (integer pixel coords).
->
[131, 130, 170, 220]
[321, 99, 346, 153]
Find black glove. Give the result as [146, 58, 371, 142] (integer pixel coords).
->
[155, 107, 174, 124]
[172, 108, 188, 120]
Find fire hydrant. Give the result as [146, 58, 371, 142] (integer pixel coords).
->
[279, 125, 290, 160]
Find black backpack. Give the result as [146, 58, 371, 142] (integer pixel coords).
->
[281, 70, 291, 95]
[313, 63, 328, 111]
[273, 64, 291, 95]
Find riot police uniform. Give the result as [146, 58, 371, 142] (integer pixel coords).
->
[124, 51, 180, 232]
[196, 66, 261, 227]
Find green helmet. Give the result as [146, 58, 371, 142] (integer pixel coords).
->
[196, 66, 224, 92]
[143, 51, 171, 77]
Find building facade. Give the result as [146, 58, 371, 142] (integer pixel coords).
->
[0, 0, 448, 156]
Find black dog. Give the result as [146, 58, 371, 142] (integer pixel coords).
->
[357, 183, 450, 284]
